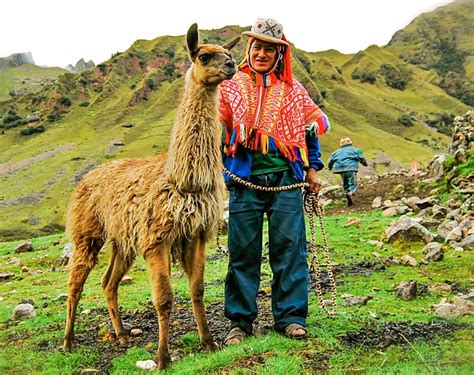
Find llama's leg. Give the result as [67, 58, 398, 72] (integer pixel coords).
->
[63, 237, 103, 351]
[146, 245, 173, 370]
[102, 244, 134, 345]
[182, 235, 217, 352]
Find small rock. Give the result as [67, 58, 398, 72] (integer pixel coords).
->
[0, 272, 15, 281]
[400, 255, 418, 267]
[446, 198, 461, 209]
[130, 328, 143, 336]
[422, 242, 442, 254]
[20, 298, 35, 305]
[437, 220, 459, 240]
[386, 217, 434, 243]
[8, 257, 21, 265]
[454, 246, 464, 252]
[54, 294, 68, 301]
[341, 294, 372, 306]
[432, 303, 461, 318]
[431, 205, 448, 220]
[58, 243, 74, 266]
[396, 281, 417, 300]
[428, 283, 452, 294]
[446, 209, 461, 220]
[372, 197, 382, 209]
[344, 217, 361, 227]
[136, 360, 157, 371]
[445, 227, 463, 243]
[80, 369, 100, 374]
[21, 266, 29, 273]
[14, 242, 33, 254]
[424, 247, 444, 262]
[121, 275, 132, 285]
[81, 309, 91, 315]
[40, 293, 50, 299]
[12, 303, 36, 320]
[456, 234, 474, 250]
[367, 240, 384, 248]
[372, 252, 381, 258]
[382, 207, 399, 217]
[384, 256, 400, 266]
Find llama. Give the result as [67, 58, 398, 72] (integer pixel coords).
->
[63, 23, 239, 370]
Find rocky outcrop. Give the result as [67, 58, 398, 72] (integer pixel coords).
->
[65, 58, 95, 72]
[0, 52, 35, 68]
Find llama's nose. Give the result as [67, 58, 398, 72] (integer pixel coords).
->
[225, 59, 235, 68]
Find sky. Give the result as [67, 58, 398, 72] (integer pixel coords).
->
[2, 0, 454, 68]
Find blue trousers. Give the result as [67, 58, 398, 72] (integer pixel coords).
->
[340, 171, 357, 194]
[224, 171, 308, 334]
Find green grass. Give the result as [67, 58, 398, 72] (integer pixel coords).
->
[0, 210, 472, 374]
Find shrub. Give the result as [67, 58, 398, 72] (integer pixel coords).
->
[146, 78, 157, 90]
[380, 64, 411, 90]
[351, 69, 376, 84]
[58, 96, 72, 106]
[47, 112, 62, 122]
[97, 64, 107, 74]
[20, 125, 45, 136]
[398, 113, 414, 126]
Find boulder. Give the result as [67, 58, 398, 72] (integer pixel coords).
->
[422, 242, 442, 254]
[396, 281, 417, 300]
[437, 220, 459, 240]
[431, 205, 448, 220]
[386, 217, 434, 243]
[400, 255, 418, 266]
[416, 196, 439, 209]
[14, 242, 33, 254]
[456, 234, 474, 250]
[424, 247, 444, 262]
[372, 196, 382, 209]
[12, 303, 36, 320]
[445, 227, 463, 243]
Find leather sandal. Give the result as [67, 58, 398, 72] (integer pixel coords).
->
[284, 323, 308, 339]
[224, 327, 247, 346]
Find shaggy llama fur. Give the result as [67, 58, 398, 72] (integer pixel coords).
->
[63, 23, 240, 370]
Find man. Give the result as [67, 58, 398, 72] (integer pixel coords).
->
[328, 137, 368, 206]
[219, 18, 330, 345]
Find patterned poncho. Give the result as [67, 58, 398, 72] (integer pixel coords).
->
[219, 69, 330, 167]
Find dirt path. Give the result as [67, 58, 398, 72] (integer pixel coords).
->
[325, 172, 433, 215]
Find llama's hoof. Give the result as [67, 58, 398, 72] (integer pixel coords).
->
[204, 340, 219, 352]
[63, 339, 73, 352]
[118, 333, 129, 346]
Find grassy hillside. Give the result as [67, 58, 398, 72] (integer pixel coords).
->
[386, 0, 474, 106]
[0, 209, 472, 373]
[0, 19, 470, 240]
[0, 63, 67, 102]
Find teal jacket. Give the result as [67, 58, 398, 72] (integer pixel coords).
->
[328, 145, 367, 173]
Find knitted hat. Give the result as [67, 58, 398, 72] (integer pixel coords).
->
[340, 137, 352, 146]
[242, 18, 289, 46]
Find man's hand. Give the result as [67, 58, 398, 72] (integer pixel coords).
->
[305, 168, 322, 194]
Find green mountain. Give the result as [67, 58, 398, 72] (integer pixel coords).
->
[0, 11, 470, 240]
[386, 0, 474, 106]
[0, 63, 67, 102]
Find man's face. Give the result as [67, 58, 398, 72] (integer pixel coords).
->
[249, 39, 278, 73]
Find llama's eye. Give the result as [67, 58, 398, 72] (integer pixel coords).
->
[198, 54, 211, 63]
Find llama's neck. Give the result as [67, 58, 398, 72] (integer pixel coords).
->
[164, 72, 223, 192]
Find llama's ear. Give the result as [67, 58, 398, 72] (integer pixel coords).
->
[223, 36, 241, 52]
[186, 23, 199, 60]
